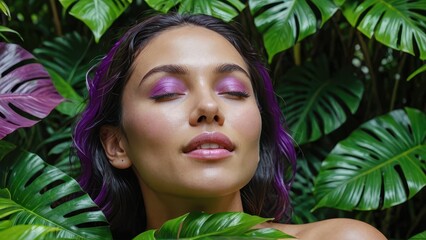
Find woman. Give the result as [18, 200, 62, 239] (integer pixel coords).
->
[73, 13, 386, 239]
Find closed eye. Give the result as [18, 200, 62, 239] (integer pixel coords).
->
[220, 91, 250, 98]
[150, 92, 185, 101]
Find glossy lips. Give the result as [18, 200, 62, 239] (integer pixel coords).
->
[183, 132, 235, 160]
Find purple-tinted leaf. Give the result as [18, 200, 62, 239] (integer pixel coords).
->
[0, 42, 63, 139]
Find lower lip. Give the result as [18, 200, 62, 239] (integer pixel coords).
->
[185, 149, 232, 160]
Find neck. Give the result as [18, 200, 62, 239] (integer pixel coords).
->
[140, 182, 244, 230]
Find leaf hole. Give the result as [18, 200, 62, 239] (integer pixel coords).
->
[354, 182, 366, 209]
[40, 179, 65, 194]
[294, 14, 301, 42]
[306, 1, 322, 26]
[378, 173, 385, 209]
[8, 103, 41, 121]
[354, 5, 374, 27]
[407, 124, 413, 135]
[75, 220, 109, 228]
[385, 127, 397, 139]
[411, 32, 420, 58]
[361, 127, 382, 142]
[50, 191, 84, 209]
[10, 77, 50, 93]
[24, 169, 43, 188]
[252, 2, 284, 18]
[396, 25, 403, 49]
[369, 153, 380, 161]
[63, 206, 100, 218]
[394, 165, 409, 198]
[1, 58, 37, 78]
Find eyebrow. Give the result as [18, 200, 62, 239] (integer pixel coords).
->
[140, 64, 188, 86]
[215, 63, 250, 78]
[139, 63, 250, 86]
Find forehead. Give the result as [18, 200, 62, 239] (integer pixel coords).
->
[132, 25, 248, 72]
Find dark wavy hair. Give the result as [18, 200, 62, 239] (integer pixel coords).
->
[73, 13, 296, 239]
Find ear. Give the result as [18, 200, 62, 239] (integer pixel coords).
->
[99, 125, 132, 169]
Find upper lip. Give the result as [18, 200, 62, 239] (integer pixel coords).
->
[183, 132, 235, 153]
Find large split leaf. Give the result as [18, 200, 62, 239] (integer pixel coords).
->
[0, 140, 112, 239]
[134, 212, 293, 239]
[145, 0, 245, 22]
[314, 108, 426, 211]
[276, 55, 364, 144]
[0, 42, 63, 139]
[59, 0, 132, 42]
[340, 0, 426, 60]
[249, 0, 338, 61]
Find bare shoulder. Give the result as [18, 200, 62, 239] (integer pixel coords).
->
[266, 218, 387, 240]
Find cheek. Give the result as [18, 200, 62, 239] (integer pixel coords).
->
[122, 105, 185, 153]
[231, 105, 262, 144]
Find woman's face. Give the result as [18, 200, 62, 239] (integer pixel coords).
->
[116, 26, 261, 198]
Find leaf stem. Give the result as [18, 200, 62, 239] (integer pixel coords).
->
[293, 42, 301, 66]
[356, 31, 381, 115]
[389, 53, 407, 111]
[49, 0, 62, 36]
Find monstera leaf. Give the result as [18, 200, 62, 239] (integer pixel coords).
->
[276, 55, 364, 144]
[0, 42, 63, 139]
[340, 0, 426, 60]
[145, 0, 245, 22]
[59, 0, 132, 42]
[0, 140, 112, 239]
[135, 212, 293, 239]
[249, 0, 338, 61]
[314, 108, 426, 211]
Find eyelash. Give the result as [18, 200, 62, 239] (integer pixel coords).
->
[150, 91, 250, 101]
[221, 91, 250, 98]
[150, 92, 183, 100]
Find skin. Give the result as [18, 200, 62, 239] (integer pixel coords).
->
[101, 26, 387, 240]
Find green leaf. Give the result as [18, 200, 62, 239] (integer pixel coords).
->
[33, 31, 98, 87]
[0, 140, 112, 239]
[59, 0, 132, 42]
[46, 69, 85, 117]
[407, 64, 426, 81]
[0, 225, 60, 240]
[0, 0, 10, 19]
[0, 26, 22, 41]
[409, 230, 426, 240]
[277, 55, 364, 144]
[0, 189, 24, 219]
[0, 220, 12, 230]
[313, 108, 426, 211]
[145, 0, 245, 22]
[249, 0, 338, 61]
[133, 229, 156, 240]
[340, 0, 426, 60]
[178, 212, 270, 238]
[155, 213, 189, 238]
[139, 212, 292, 239]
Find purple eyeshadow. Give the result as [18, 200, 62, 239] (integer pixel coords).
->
[149, 77, 187, 97]
[215, 77, 248, 93]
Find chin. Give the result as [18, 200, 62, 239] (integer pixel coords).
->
[176, 179, 249, 198]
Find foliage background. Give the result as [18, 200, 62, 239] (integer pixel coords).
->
[0, 0, 425, 239]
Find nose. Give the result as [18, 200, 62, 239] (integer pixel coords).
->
[189, 93, 224, 126]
